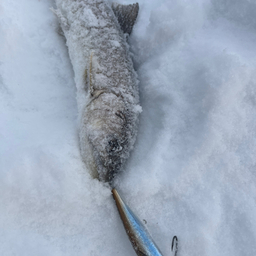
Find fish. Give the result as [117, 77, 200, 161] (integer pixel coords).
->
[112, 188, 165, 256]
[53, 0, 141, 183]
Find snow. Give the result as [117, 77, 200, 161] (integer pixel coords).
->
[1, 0, 256, 255]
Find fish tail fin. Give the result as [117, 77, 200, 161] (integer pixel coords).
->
[50, 7, 70, 31]
[112, 3, 139, 35]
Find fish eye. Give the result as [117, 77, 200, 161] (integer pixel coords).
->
[108, 139, 119, 152]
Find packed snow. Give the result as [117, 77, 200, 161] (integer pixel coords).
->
[1, 0, 256, 255]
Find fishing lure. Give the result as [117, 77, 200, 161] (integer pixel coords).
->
[112, 189, 178, 256]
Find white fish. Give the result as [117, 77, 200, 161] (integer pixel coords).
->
[53, 0, 141, 183]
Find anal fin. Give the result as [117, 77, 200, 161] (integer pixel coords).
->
[112, 3, 139, 35]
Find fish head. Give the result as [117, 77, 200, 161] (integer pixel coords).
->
[81, 92, 133, 183]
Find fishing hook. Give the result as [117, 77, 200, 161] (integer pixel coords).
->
[171, 236, 178, 256]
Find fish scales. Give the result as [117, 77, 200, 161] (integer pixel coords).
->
[54, 0, 140, 182]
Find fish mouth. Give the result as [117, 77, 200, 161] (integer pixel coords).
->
[104, 138, 123, 182]
[90, 135, 125, 183]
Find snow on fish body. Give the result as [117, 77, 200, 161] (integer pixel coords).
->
[54, 0, 141, 183]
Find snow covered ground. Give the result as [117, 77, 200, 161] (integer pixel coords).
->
[1, 0, 256, 255]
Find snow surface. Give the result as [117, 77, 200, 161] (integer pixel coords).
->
[1, 0, 256, 255]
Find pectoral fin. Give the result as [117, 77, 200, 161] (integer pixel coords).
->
[112, 3, 139, 35]
[89, 52, 94, 96]
[83, 52, 95, 95]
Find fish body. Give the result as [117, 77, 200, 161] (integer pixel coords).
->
[54, 0, 140, 182]
[112, 189, 164, 256]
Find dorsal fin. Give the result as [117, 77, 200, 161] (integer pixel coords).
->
[112, 3, 139, 35]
